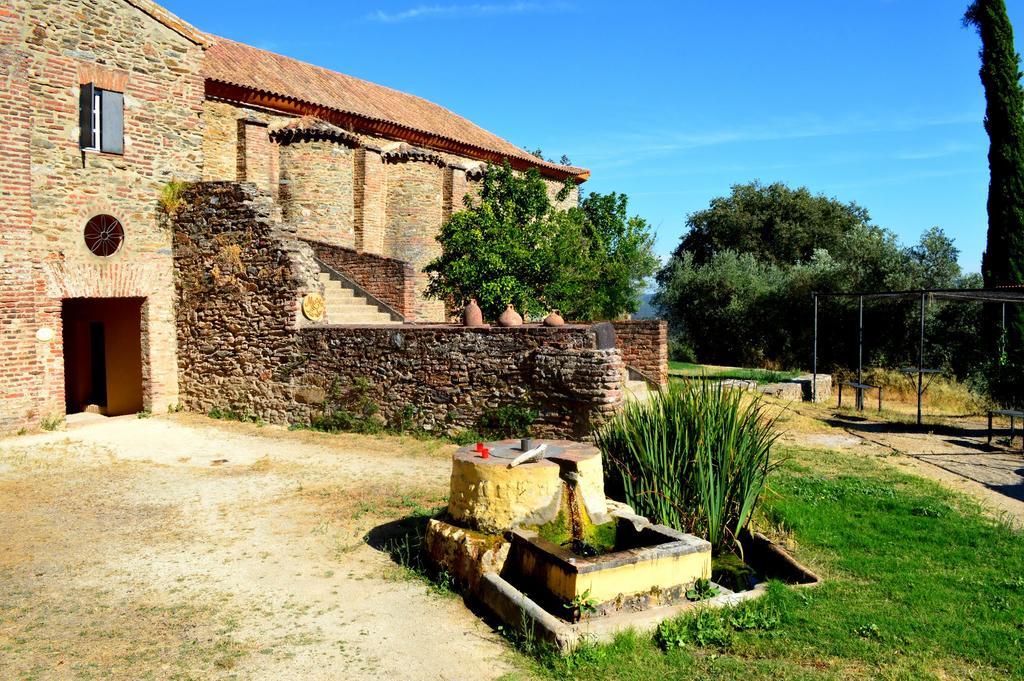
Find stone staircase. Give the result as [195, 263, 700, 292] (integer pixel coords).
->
[622, 378, 653, 402]
[317, 271, 401, 325]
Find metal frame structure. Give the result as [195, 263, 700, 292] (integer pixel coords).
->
[811, 288, 1024, 425]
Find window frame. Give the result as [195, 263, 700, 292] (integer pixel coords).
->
[79, 83, 124, 155]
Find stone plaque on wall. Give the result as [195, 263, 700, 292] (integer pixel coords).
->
[301, 293, 325, 321]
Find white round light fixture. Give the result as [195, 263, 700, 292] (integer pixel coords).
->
[36, 327, 54, 342]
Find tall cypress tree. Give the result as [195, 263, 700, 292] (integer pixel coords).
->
[965, 0, 1024, 390]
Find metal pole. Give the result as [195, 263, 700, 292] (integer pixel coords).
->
[918, 292, 925, 427]
[858, 295, 864, 410]
[812, 293, 818, 402]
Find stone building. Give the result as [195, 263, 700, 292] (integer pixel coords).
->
[1, 0, 665, 435]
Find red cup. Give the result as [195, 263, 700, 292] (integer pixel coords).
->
[481, 448, 490, 459]
[475, 442, 484, 453]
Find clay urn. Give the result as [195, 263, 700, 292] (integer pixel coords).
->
[463, 298, 484, 327]
[497, 304, 524, 327]
[543, 309, 565, 327]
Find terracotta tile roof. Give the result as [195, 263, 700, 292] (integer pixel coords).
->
[381, 143, 446, 166]
[202, 36, 588, 181]
[268, 116, 360, 147]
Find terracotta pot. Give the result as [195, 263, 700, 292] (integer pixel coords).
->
[543, 309, 565, 327]
[497, 304, 523, 327]
[463, 298, 484, 326]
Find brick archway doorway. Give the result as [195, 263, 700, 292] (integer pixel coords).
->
[61, 298, 144, 416]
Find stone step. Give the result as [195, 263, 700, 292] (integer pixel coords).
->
[316, 266, 401, 325]
[320, 280, 355, 296]
[325, 299, 375, 311]
[328, 314, 399, 325]
[623, 380, 652, 402]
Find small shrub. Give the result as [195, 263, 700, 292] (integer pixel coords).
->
[158, 179, 189, 216]
[477, 403, 537, 438]
[136, 410, 152, 419]
[686, 578, 721, 601]
[669, 335, 697, 363]
[40, 414, 63, 431]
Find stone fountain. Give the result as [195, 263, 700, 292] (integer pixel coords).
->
[425, 438, 714, 649]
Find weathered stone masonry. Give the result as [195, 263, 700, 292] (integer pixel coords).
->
[174, 183, 624, 437]
[1, 0, 204, 432]
[1, 0, 601, 433]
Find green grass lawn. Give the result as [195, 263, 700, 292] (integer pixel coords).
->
[514, 447, 1024, 680]
[669, 361, 801, 384]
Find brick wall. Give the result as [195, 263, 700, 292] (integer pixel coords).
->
[201, 101, 237, 181]
[174, 182, 623, 438]
[611, 320, 669, 386]
[279, 139, 356, 247]
[238, 119, 275, 195]
[384, 157, 446, 321]
[303, 239, 415, 317]
[0, 0, 204, 432]
[353, 147, 387, 254]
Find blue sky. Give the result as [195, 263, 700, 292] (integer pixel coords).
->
[164, 0, 1024, 273]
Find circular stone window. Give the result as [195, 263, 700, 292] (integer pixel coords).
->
[83, 214, 124, 257]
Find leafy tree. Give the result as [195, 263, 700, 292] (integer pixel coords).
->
[656, 182, 977, 376]
[677, 181, 871, 267]
[425, 163, 657, 321]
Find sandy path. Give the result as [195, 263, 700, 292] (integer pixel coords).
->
[0, 414, 523, 680]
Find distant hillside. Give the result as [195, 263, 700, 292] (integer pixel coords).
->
[633, 293, 659, 319]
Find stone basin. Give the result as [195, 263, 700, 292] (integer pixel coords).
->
[508, 514, 711, 611]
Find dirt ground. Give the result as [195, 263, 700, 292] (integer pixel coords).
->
[3, 402, 1022, 681]
[0, 414, 523, 681]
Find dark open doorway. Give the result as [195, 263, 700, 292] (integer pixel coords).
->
[62, 297, 144, 416]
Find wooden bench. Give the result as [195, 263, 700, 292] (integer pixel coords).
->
[987, 409, 1024, 454]
[838, 381, 882, 412]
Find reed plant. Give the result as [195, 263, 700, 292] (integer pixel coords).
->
[596, 380, 781, 553]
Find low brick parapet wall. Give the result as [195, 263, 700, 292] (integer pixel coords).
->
[610, 320, 668, 386]
[302, 238, 416, 318]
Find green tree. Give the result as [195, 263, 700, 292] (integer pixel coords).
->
[677, 181, 871, 267]
[425, 163, 657, 321]
[964, 0, 1024, 400]
[656, 183, 972, 374]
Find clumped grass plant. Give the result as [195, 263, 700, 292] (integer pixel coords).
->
[597, 380, 781, 552]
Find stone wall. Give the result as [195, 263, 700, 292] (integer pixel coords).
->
[173, 182, 322, 418]
[279, 139, 356, 247]
[303, 238, 415, 318]
[173, 182, 623, 438]
[611, 320, 669, 386]
[292, 326, 623, 439]
[0, 0, 205, 432]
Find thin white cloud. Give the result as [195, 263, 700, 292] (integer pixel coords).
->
[574, 112, 984, 169]
[367, 2, 570, 22]
[893, 141, 977, 161]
